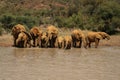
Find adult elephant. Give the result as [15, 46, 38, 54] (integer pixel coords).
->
[16, 31, 32, 48]
[64, 36, 72, 49]
[30, 26, 42, 47]
[47, 25, 58, 48]
[71, 29, 86, 48]
[86, 31, 110, 48]
[55, 36, 64, 49]
[11, 24, 26, 47]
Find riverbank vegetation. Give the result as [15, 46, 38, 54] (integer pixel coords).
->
[0, 0, 120, 35]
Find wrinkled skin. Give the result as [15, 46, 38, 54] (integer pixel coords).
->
[11, 24, 26, 47]
[16, 31, 32, 48]
[71, 29, 86, 48]
[30, 27, 42, 47]
[55, 36, 64, 49]
[41, 32, 49, 48]
[47, 25, 58, 48]
[64, 36, 72, 49]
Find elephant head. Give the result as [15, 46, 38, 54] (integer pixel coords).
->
[30, 26, 42, 47]
[64, 36, 72, 49]
[47, 25, 58, 48]
[11, 24, 26, 46]
[55, 36, 64, 49]
[97, 32, 110, 40]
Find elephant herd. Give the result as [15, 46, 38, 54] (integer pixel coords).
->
[11, 24, 110, 49]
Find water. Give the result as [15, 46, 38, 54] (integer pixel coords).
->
[0, 46, 120, 80]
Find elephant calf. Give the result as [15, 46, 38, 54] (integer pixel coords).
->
[64, 36, 72, 49]
[55, 36, 64, 49]
[41, 32, 49, 48]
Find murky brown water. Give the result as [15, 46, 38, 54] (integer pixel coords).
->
[0, 46, 120, 80]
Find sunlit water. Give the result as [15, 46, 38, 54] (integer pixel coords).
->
[0, 46, 120, 80]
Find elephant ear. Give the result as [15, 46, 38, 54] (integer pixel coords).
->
[95, 34, 102, 40]
[23, 31, 32, 40]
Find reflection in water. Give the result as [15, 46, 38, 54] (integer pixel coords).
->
[0, 46, 120, 80]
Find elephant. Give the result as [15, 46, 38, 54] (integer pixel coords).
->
[71, 29, 87, 48]
[41, 32, 49, 48]
[55, 36, 65, 49]
[16, 31, 32, 48]
[11, 24, 26, 47]
[46, 25, 58, 48]
[86, 31, 110, 48]
[30, 26, 42, 47]
[64, 36, 72, 49]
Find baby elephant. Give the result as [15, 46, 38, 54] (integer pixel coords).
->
[55, 36, 64, 49]
[16, 31, 32, 48]
[64, 36, 72, 49]
[41, 32, 49, 48]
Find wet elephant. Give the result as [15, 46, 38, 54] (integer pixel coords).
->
[47, 25, 58, 48]
[16, 31, 32, 48]
[30, 26, 42, 47]
[64, 36, 72, 49]
[11, 24, 26, 47]
[71, 29, 86, 48]
[55, 36, 64, 49]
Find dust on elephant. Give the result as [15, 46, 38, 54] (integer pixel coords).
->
[55, 36, 64, 49]
[86, 31, 110, 48]
[11, 24, 26, 47]
[30, 26, 42, 47]
[47, 25, 58, 48]
[16, 31, 32, 48]
[41, 32, 49, 48]
[64, 36, 72, 49]
[71, 29, 86, 48]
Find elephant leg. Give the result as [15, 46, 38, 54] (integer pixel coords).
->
[24, 40, 27, 48]
[33, 38, 36, 47]
[88, 42, 91, 48]
[35, 39, 38, 47]
[14, 38, 17, 47]
[79, 41, 82, 48]
[95, 39, 100, 48]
